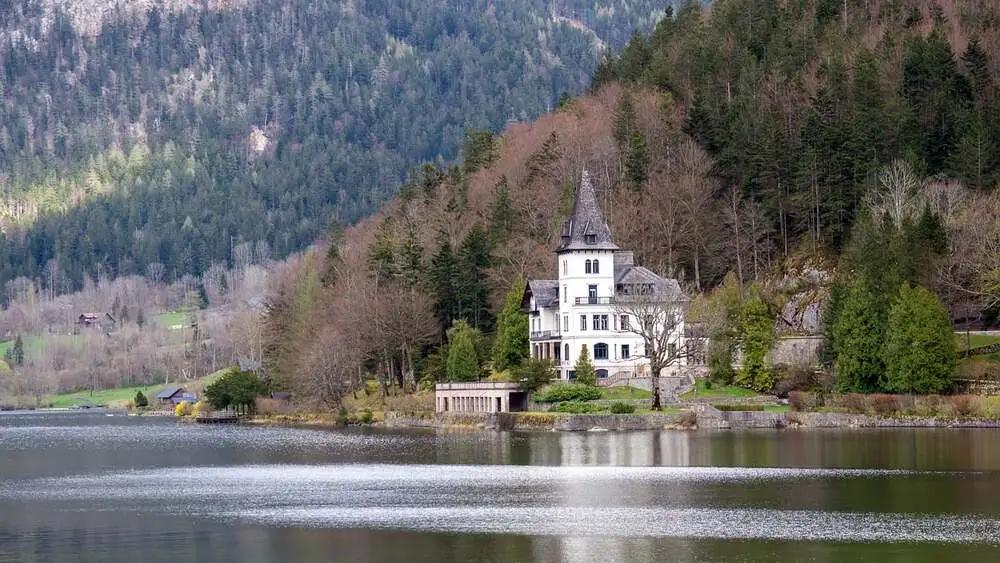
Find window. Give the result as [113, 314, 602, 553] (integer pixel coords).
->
[564, 344, 570, 363]
[588, 284, 597, 304]
[563, 285, 567, 303]
[562, 260, 567, 275]
[585, 259, 592, 274]
[669, 343, 678, 358]
[596, 369, 609, 379]
[599, 314, 608, 330]
[585, 234, 597, 244]
[593, 259, 599, 274]
[621, 344, 630, 359]
[554, 345, 561, 361]
[594, 343, 608, 360]
[580, 315, 587, 331]
[592, 315, 600, 331]
[620, 315, 630, 331]
[562, 315, 569, 332]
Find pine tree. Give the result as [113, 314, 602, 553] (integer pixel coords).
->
[613, 92, 637, 149]
[429, 239, 459, 331]
[456, 226, 494, 330]
[624, 130, 650, 188]
[832, 279, 886, 392]
[883, 284, 956, 394]
[574, 344, 597, 386]
[488, 177, 514, 242]
[446, 320, 480, 382]
[491, 278, 528, 372]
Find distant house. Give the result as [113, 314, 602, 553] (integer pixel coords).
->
[155, 386, 185, 405]
[77, 312, 116, 332]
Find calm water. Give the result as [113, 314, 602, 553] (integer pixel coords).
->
[2, 412, 1000, 562]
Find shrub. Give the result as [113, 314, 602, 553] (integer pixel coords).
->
[193, 400, 211, 415]
[133, 391, 149, 408]
[772, 364, 818, 397]
[609, 402, 636, 414]
[551, 401, 604, 414]
[840, 393, 868, 413]
[788, 391, 819, 412]
[713, 403, 765, 412]
[174, 401, 192, 417]
[511, 358, 555, 392]
[533, 384, 601, 403]
[869, 394, 900, 416]
[912, 395, 943, 417]
[357, 408, 374, 424]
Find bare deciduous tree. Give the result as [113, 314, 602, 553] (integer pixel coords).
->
[613, 283, 688, 410]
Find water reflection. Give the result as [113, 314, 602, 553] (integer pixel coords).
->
[3, 413, 1000, 562]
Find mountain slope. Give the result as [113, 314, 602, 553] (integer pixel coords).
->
[0, 0, 669, 294]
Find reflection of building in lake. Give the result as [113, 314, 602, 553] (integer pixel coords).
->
[526, 431, 691, 467]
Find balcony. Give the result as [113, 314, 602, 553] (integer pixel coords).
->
[574, 296, 615, 305]
[530, 330, 561, 341]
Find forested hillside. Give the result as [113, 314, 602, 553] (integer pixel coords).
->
[0, 0, 668, 297]
[263, 0, 1000, 405]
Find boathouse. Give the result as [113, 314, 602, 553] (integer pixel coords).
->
[435, 382, 528, 413]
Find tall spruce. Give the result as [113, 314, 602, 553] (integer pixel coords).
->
[574, 344, 597, 386]
[446, 320, 480, 382]
[882, 284, 957, 394]
[832, 278, 886, 392]
[491, 278, 529, 372]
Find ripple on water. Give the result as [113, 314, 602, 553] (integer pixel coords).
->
[3, 463, 997, 544]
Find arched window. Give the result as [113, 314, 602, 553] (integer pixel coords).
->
[596, 369, 609, 379]
[593, 259, 600, 274]
[594, 343, 608, 360]
[562, 260, 567, 275]
[585, 259, 592, 274]
[564, 344, 570, 364]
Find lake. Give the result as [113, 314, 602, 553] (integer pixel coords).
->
[2, 412, 1000, 562]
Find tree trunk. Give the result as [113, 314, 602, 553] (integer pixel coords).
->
[650, 358, 662, 411]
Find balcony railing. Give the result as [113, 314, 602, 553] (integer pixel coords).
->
[574, 296, 615, 305]
[530, 330, 561, 341]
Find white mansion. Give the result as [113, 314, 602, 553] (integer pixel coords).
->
[523, 170, 688, 382]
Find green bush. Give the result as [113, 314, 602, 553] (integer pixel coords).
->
[358, 408, 374, 424]
[609, 402, 636, 414]
[533, 384, 601, 403]
[712, 403, 765, 412]
[551, 401, 605, 414]
[133, 390, 148, 408]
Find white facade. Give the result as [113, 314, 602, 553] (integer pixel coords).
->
[525, 171, 686, 382]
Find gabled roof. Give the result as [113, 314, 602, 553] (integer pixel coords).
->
[557, 170, 619, 253]
[156, 386, 183, 400]
[523, 279, 559, 310]
[615, 265, 688, 302]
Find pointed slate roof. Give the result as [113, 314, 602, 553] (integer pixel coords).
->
[557, 169, 619, 253]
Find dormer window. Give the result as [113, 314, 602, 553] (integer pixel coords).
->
[585, 234, 597, 245]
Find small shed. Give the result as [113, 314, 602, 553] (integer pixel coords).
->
[156, 386, 185, 405]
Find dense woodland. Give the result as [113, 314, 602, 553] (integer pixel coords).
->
[265, 0, 1000, 406]
[0, 0, 668, 295]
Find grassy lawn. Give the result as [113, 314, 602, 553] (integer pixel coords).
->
[599, 386, 652, 400]
[764, 404, 790, 413]
[680, 378, 759, 400]
[45, 368, 229, 408]
[956, 333, 1000, 351]
[154, 311, 190, 330]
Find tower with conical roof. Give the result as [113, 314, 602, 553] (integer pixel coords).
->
[522, 169, 687, 382]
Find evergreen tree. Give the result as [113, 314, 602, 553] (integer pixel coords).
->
[12, 334, 24, 367]
[446, 320, 480, 382]
[883, 284, 957, 394]
[574, 344, 597, 386]
[735, 295, 775, 392]
[429, 239, 459, 331]
[832, 279, 886, 392]
[488, 177, 515, 242]
[511, 358, 554, 392]
[613, 92, 637, 148]
[133, 390, 148, 408]
[491, 278, 529, 372]
[456, 226, 494, 330]
[368, 220, 398, 281]
[624, 130, 650, 188]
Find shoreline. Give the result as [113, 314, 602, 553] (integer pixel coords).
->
[362, 409, 1000, 432]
